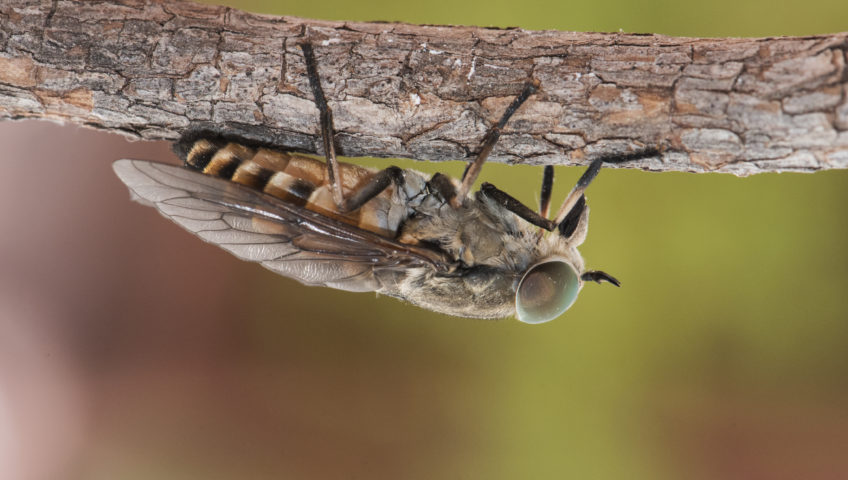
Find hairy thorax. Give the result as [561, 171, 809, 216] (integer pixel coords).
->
[385, 192, 574, 318]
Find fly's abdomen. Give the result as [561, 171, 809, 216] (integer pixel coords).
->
[181, 138, 402, 236]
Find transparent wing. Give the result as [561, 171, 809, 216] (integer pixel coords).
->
[113, 159, 451, 292]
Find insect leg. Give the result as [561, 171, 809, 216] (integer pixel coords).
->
[480, 165, 587, 236]
[427, 172, 458, 202]
[593, 148, 661, 165]
[479, 182, 555, 230]
[339, 166, 405, 213]
[557, 195, 586, 238]
[552, 159, 602, 228]
[452, 79, 540, 207]
[551, 148, 660, 228]
[300, 43, 345, 208]
[539, 165, 554, 218]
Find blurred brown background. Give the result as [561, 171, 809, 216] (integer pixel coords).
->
[2, 0, 848, 479]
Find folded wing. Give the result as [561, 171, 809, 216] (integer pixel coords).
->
[113, 159, 451, 292]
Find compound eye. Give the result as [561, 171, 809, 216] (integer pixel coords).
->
[515, 260, 580, 324]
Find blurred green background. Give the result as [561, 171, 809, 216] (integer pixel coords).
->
[1, 0, 847, 479]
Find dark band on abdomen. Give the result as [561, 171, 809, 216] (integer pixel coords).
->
[177, 137, 396, 235]
[288, 178, 316, 202]
[209, 156, 241, 179]
[184, 139, 318, 208]
[185, 139, 223, 171]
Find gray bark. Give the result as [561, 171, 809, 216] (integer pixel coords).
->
[1, 0, 847, 175]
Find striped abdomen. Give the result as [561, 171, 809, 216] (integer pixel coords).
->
[181, 139, 408, 236]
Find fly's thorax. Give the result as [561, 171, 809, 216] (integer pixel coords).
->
[378, 265, 519, 319]
[380, 235, 587, 320]
[181, 138, 427, 237]
[398, 190, 552, 271]
[385, 188, 589, 320]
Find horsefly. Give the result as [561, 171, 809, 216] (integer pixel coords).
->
[114, 43, 642, 323]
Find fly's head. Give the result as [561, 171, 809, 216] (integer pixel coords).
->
[511, 186, 618, 325]
[513, 223, 587, 324]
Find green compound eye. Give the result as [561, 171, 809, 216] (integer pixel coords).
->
[516, 260, 580, 324]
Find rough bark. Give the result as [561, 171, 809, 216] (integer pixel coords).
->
[1, 0, 847, 175]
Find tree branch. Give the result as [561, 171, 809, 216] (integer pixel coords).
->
[1, 0, 847, 175]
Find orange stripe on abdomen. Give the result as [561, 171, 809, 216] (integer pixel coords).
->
[180, 138, 396, 234]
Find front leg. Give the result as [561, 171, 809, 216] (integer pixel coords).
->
[479, 182, 556, 231]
